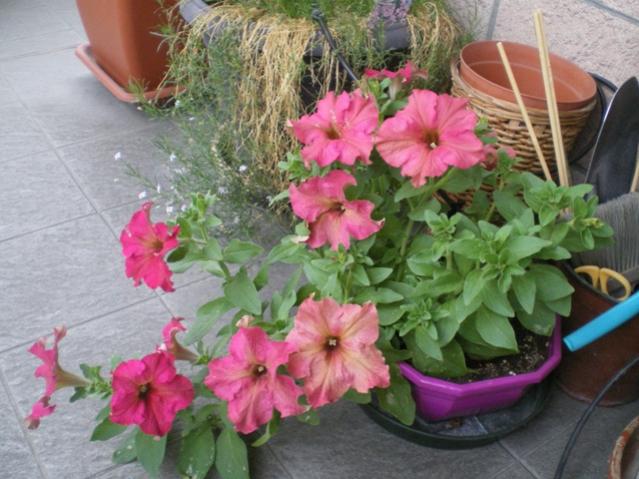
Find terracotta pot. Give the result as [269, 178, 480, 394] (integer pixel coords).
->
[609, 416, 639, 479]
[76, 0, 175, 91]
[557, 265, 639, 405]
[400, 320, 561, 421]
[460, 40, 596, 111]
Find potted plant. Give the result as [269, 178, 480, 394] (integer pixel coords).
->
[24, 64, 612, 477]
[150, 0, 461, 222]
[75, 0, 178, 101]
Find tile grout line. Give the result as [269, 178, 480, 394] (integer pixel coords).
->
[0, 270, 209, 358]
[0, 295, 158, 357]
[0, 368, 49, 479]
[52, 121, 167, 156]
[583, 0, 639, 26]
[498, 441, 543, 479]
[0, 211, 97, 245]
[265, 444, 297, 479]
[0, 41, 80, 64]
[0, 146, 52, 166]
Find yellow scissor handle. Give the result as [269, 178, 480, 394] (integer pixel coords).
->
[575, 265, 632, 300]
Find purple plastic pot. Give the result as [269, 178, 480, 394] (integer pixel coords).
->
[400, 320, 562, 421]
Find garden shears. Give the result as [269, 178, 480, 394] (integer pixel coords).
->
[574, 265, 632, 300]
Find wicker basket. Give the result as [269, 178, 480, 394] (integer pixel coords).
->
[450, 62, 595, 181]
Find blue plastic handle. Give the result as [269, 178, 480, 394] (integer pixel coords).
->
[563, 291, 639, 351]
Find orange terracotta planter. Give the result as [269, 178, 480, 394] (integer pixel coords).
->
[76, 0, 176, 93]
[460, 40, 596, 111]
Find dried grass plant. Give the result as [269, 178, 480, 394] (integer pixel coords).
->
[148, 0, 462, 224]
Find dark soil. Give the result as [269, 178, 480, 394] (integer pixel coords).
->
[449, 324, 551, 384]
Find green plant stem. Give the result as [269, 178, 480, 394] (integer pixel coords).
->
[484, 176, 505, 222]
[219, 262, 232, 280]
[343, 267, 353, 301]
[446, 251, 453, 270]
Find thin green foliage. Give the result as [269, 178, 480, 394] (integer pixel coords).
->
[141, 0, 463, 233]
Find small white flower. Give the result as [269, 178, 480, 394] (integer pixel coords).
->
[166, 205, 174, 214]
[238, 165, 248, 173]
[181, 204, 187, 212]
[188, 116, 196, 122]
[169, 153, 177, 162]
[156, 184, 162, 194]
[138, 191, 147, 200]
[136, 106, 143, 111]
[175, 100, 181, 108]
[217, 186, 228, 195]
[233, 216, 240, 224]
[114, 152, 122, 161]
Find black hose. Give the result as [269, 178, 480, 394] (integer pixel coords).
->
[553, 355, 639, 479]
[311, 2, 359, 83]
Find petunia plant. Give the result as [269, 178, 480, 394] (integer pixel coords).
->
[26, 64, 613, 478]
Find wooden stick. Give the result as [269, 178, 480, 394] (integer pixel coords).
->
[631, 150, 639, 192]
[533, 10, 571, 187]
[496, 42, 553, 182]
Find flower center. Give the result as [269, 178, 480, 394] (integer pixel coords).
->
[325, 124, 342, 140]
[423, 129, 439, 149]
[144, 236, 164, 254]
[326, 337, 340, 350]
[252, 364, 267, 377]
[329, 202, 347, 214]
[138, 383, 151, 399]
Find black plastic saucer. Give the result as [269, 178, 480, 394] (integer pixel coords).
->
[361, 377, 553, 450]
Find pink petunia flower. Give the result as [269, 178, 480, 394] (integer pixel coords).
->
[364, 61, 428, 84]
[204, 327, 304, 435]
[25, 397, 55, 430]
[120, 202, 179, 292]
[159, 317, 198, 363]
[290, 90, 379, 168]
[286, 297, 390, 409]
[289, 170, 382, 251]
[110, 351, 194, 437]
[375, 90, 485, 187]
[25, 326, 86, 429]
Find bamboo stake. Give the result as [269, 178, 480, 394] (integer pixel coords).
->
[496, 42, 553, 182]
[533, 10, 571, 187]
[631, 150, 639, 192]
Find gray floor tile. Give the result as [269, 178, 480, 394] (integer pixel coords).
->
[0, 49, 152, 147]
[0, 150, 93, 241]
[491, 462, 536, 479]
[0, 72, 17, 99]
[0, 1, 70, 43]
[36, 0, 88, 40]
[0, 215, 152, 352]
[522, 400, 639, 479]
[0, 299, 176, 479]
[0, 382, 44, 479]
[0, 28, 81, 61]
[0, 101, 51, 164]
[58, 126, 174, 211]
[269, 401, 519, 479]
[500, 385, 587, 457]
[162, 277, 225, 320]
